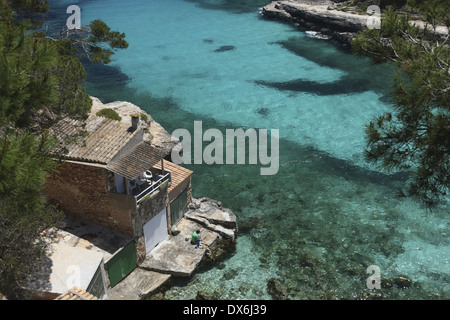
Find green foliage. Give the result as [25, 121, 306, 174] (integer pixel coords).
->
[407, 0, 448, 10]
[4, 0, 50, 27]
[46, 19, 129, 65]
[140, 113, 148, 122]
[0, 129, 63, 299]
[51, 38, 92, 123]
[352, 5, 449, 208]
[0, 19, 59, 127]
[0, 0, 128, 298]
[96, 108, 122, 121]
[0, 17, 91, 129]
[6, 0, 50, 14]
[379, 0, 407, 9]
[0, 1, 129, 129]
[86, 20, 129, 64]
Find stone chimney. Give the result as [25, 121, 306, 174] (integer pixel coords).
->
[131, 114, 140, 132]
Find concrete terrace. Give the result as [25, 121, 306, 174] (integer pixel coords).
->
[27, 197, 237, 300]
[26, 215, 132, 299]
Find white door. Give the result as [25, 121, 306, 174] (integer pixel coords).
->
[143, 208, 168, 254]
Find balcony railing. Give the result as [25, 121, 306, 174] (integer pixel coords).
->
[136, 172, 171, 204]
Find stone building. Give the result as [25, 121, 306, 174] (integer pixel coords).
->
[45, 113, 193, 264]
[32, 102, 236, 300]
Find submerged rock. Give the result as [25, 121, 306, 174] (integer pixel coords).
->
[214, 45, 236, 52]
[237, 216, 265, 234]
[267, 278, 290, 300]
[256, 107, 270, 116]
[381, 275, 412, 289]
[393, 275, 412, 289]
[222, 268, 239, 281]
[196, 291, 218, 300]
[362, 290, 383, 300]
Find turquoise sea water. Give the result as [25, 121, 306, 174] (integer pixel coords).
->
[48, 0, 448, 299]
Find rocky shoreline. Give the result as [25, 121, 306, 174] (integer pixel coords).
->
[262, 0, 449, 46]
[261, 0, 370, 45]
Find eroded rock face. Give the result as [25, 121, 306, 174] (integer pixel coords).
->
[181, 197, 238, 266]
[262, 1, 369, 45]
[263, 0, 449, 45]
[185, 197, 238, 241]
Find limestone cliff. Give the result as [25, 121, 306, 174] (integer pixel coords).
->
[262, 1, 449, 45]
[262, 1, 370, 44]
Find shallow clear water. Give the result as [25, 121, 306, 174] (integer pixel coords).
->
[48, 0, 449, 299]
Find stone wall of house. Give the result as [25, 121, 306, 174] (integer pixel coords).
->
[186, 179, 193, 205]
[131, 185, 169, 264]
[44, 161, 135, 237]
[166, 178, 192, 233]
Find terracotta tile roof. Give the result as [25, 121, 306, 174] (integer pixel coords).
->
[154, 160, 192, 193]
[54, 287, 100, 300]
[50, 116, 138, 164]
[106, 143, 168, 180]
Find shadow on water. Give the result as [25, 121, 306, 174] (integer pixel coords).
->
[86, 77, 413, 208]
[84, 59, 131, 90]
[255, 77, 378, 95]
[255, 36, 398, 97]
[86, 80, 450, 300]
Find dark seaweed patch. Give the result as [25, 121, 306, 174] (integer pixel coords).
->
[214, 45, 236, 52]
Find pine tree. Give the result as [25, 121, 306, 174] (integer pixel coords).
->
[0, 0, 129, 129]
[0, 17, 59, 128]
[0, 0, 128, 298]
[352, 4, 449, 208]
[0, 129, 63, 299]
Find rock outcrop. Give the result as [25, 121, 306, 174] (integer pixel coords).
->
[139, 198, 237, 277]
[262, 1, 369, 45]
[262, 1, 449, 45]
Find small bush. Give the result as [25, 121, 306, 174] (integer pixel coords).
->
[140, 113, 148, 122]
[380, 0, 407, 9]
[96, 108, 122, 121]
